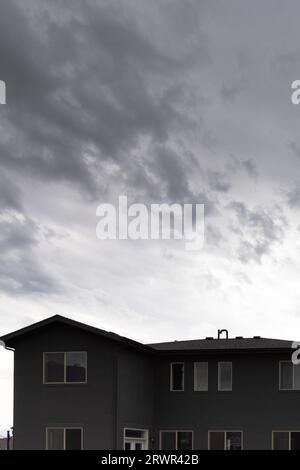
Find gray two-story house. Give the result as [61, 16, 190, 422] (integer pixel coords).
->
[1, 315, 299, 450]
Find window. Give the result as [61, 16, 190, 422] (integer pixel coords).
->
[46, 428, 83, 450]
[160, 431, 193, 450]
[279, 361, 300, 390]
[273, 431, 300, 450]
[209, 431, 242, 450]
[170, 363, 184, 391]
[124, 429, 148, 450]
[44, 352, 87, 384]
[194, 362, 208, 391]
[218, 362, 232, 391]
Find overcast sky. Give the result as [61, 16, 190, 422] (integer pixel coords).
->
[2, 0, 300, 433]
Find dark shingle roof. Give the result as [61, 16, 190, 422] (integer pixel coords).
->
[1, 314, 294, 354]
[148, 337, 293, 352]
[0, 314, 154, 353]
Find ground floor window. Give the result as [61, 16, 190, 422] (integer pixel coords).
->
[124, 429, 148, 450]
[208, 431, 242, 450]
[273, 431, 300, 450]
[46, 427, 83, 450]
[160, 431, 193, 450]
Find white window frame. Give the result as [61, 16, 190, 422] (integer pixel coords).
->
[218, 361, 232, 391]
[194, 362, 208, 391]
[208, 430, 243, 450]
[279, 361, 300, 391]
[123, 428, 149, 450]
[46, 427, 83, 450]
[170, 362, 184, 392]
[272, 431, 300, 450]
[159, 430, 194, 450]
[43, 352, 87, 384]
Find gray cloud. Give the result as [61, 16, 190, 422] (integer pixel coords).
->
[3, 0, 300, 432]
[229, 201, 286, 263]
[0, 0, 209, 200]
[287, 187, 300, 209]
[0, 214, 61, 295]
[0, 172, 23, 212]
[220, 76, 245, 102]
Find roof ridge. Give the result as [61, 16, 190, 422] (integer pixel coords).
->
[1, 314, 154, 354]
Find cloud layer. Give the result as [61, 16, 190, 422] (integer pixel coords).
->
[1, 0, 300, 431]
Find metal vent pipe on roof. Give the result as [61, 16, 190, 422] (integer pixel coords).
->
[218, 329, 229, 339]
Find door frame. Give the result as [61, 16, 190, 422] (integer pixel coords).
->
[123, 428, 149, 450]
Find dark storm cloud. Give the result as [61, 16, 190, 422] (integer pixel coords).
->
[220, 76, 244, 102]
[287, 187, 300, 209]
[289, 141, 300, 160]
[0, 255, 60, 296]
[206, 170, 231, 193]
[225, 156, 258, 180]
[0, 215, 37, 251]
[0, 0, 210, 199]
[241, 159, 258, 179]
[0, 172, 23, 211]
[0, 214, 61, 295]
[229, 201, 286, 263]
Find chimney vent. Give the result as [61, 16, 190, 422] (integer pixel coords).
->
[253, 336, 261, 339]
[218, 329, 229, 339]
[235, 336, 243, 339]
[205, 336, 214, 340]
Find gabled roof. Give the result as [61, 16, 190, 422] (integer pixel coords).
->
[1, 315, 294, 355]
[0, 314, 154, 353]
[148, 337, 293, 352]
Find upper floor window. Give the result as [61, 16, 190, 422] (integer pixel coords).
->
[279, 361, 300, 390]
[194, 362, 208, 391]
[170, 362, 184, 391]
[43, 352, 87, 384]
[46, 427, 83, 450]
[273, 431, 300, 450]
[218, 362, 232, 391]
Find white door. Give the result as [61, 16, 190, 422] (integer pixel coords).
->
[124, 439, 146, 450]
[124, 429, 148, 450]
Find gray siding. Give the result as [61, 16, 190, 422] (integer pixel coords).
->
[155, 353, 300, 449]
[12, 323, 154, 450]
[9, 322, 300, 449]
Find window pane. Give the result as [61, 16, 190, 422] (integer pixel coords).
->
[219, 362, 232, 391]
[160, 432, 176, 450]
[45, 353, 64, 383]
[291, 432, 300, 450]
[209, 432, 224, 450]
[226, 432, 242, 450]
[66, 352, 86, 383]
[294, 365, 300, 390]
[65, 429, 82, 450]
[125, 429, 144, 439]
[47, 429, 64, 450]
[194, 362, 208, 391]
[280, 362, 293, 390]
[171, 363, 184, 391]
[124, 442, 131, 450]
[177, 432, 193, 450]
[273, 432, 289, 450]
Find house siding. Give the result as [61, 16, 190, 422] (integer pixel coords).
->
[3, 318, 300, 450]
[155, 353, 300, 449]
[12, 323, 155, 450]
